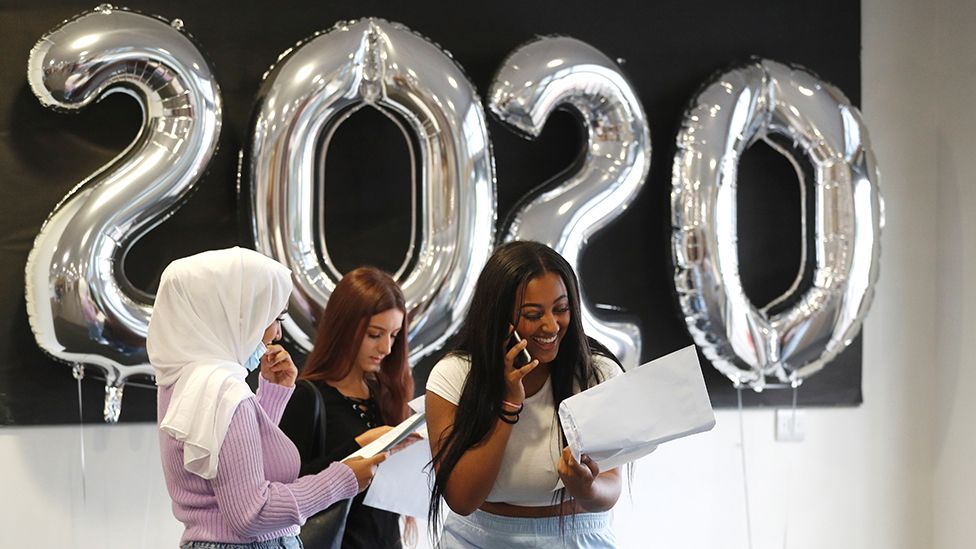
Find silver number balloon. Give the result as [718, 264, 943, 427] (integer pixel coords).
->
[25, 5, 222, 421]
[488, 37, 649, 369]
[245, 18, 495, 361]
[671, 59, 883, 388]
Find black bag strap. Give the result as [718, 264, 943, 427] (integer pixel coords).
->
[296, 379, 350, 549]
[299, 379, 328, 457]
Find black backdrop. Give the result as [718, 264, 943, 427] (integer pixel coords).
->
[0, 0, 862, 425]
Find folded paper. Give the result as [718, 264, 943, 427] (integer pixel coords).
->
[558, 345, 715, 470]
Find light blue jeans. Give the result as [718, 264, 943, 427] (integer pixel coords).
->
[439, 509, 617, 548]
[180, 536, 303, 549]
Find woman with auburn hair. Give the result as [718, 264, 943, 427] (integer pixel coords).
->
[425, 241, 625, 548]
[280, 266, 416, 549]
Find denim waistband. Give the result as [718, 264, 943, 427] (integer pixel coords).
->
[454, 509, 612, 536]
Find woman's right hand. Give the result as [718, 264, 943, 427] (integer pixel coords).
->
[355, 425, 393, 447]
[502, 337, 540, 404]
[341, 453, 388, 492]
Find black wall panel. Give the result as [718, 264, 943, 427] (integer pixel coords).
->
[0, 0, 861, 424]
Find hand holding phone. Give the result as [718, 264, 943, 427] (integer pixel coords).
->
[509, 329, 533, 369]
[502, 327, 541, 404]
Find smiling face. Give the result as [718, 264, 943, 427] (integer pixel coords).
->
[354, 308, 405, 375]
[514, 271, 570, 366]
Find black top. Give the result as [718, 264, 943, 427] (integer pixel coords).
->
[280, 380, 402, 549]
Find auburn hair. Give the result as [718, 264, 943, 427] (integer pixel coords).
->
[300, 267, 413, 424]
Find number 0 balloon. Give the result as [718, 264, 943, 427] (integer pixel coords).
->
[671, 59, 883, 388]
[243, 18, 495, 362]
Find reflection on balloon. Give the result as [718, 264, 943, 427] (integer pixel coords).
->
[244, 18, 495, 363]
[25, 5, 222, 421]
[489, 36, 650, 369]
[671, 58, 883, 389]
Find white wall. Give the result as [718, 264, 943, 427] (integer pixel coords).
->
[613, 1, 944, 547]
[932, 0, 976, 548]
[0, 422, 181, 548]
[1, 1, 969, 548]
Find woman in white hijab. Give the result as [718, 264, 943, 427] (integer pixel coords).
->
[148, 247, 385, 549]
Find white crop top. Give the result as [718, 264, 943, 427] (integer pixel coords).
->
[426, 353, 621, 506]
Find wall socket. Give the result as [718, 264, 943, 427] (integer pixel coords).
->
[775, 409, 805, 442]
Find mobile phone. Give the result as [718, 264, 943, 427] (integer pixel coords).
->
[508, 329, 533, 369]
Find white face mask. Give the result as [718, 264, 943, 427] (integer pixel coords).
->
[243, 342, 267, 372]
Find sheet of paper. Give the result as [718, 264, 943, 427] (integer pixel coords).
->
[345, 412, 426, 460]
[408, 394, 425, 413]
[558, 345, 715, 470]
[362, 430, 433, 518]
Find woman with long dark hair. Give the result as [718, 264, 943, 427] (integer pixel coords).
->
[426, 241, 624, 548]
[280, 267, 416, 548]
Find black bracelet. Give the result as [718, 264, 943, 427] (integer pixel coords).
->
[498, 413, 519, 424]
[500, 401, 524, 415]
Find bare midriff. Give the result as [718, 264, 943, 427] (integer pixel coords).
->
[479, 499, 586, 518]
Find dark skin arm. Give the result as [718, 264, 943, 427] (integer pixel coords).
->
[557, 447, 622, 512]
[426, 340, 540, 516]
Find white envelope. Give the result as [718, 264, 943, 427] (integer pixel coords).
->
[558, 345, 715, 470]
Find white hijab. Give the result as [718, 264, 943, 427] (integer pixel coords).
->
[148, 247, 292, 479]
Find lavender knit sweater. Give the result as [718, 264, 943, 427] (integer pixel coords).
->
[158, 376, 359, 545]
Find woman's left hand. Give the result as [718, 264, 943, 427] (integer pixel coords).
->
[260, 344, 297, 388]
[557, 446, 600, 500]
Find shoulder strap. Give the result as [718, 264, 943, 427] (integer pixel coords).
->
[298, 379, 328, 457]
